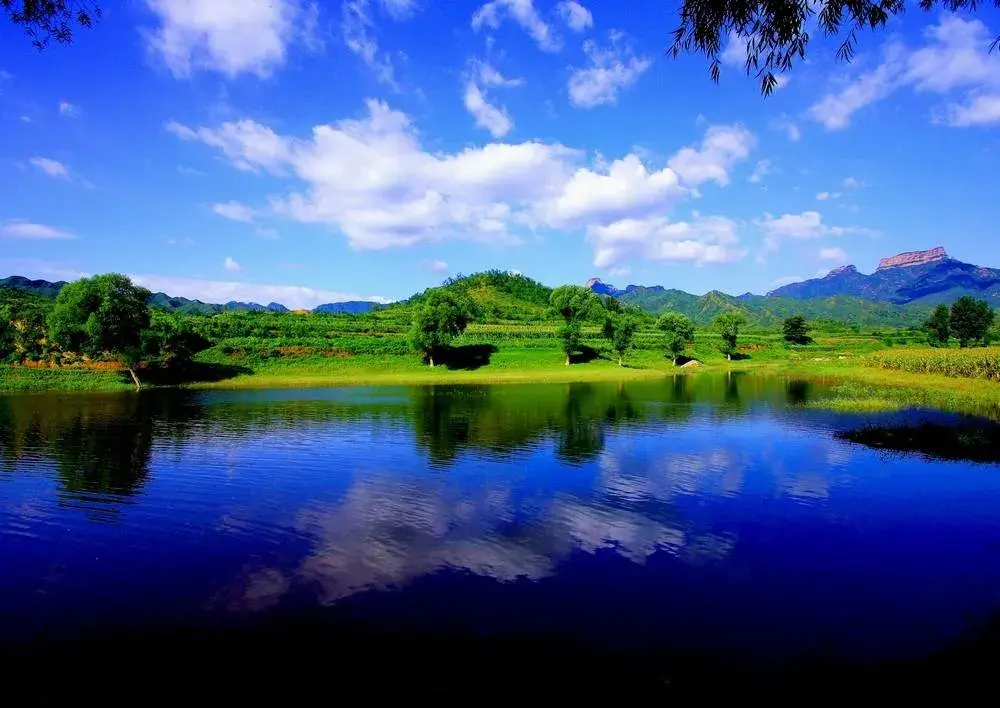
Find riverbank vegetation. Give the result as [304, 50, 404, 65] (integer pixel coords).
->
[2, 271, 999, 414]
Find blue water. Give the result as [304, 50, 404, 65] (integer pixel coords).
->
[2, 376, 1000, 677]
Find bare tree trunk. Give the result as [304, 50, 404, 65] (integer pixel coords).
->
[429, 355, 435, 368]
[726, 353, 732, 361]
[672, 356, 678, 366]
[618, 356, 623, 367]
[128, 368, 141, 391]
[565, 354, 571, 366]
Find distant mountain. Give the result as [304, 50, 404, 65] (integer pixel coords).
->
[0, 276, 381, 315]
[584, 278, 622, 297]
[768, 248, 1000, 305]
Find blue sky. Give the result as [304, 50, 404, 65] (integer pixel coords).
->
[1, 1, 999, 307]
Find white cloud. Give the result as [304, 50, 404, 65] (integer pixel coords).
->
[568, 31, 651, 108]
[20, 115, 32, 123]
[608, 266, 631, 278]
[168, 100, 750, 266]
[142, 0, 318, 79]
[556, 1, 593, 32]
[28, 157, 70, 179]
[471, 58, 523, 88]
[472, 0, 561, 52]
[816, 191, 842, 201]
[464, 82, 514, 138]
[131, 274, 391, 309]
[771, 115, 801, 141]
[769, 275, 804, 288]
[58, 100, 80, 118]
[342, 0, 401, 88]
[0, 219, 75, 239]
[772, 74, 790, 90]
[747, 159, 771, 184]
[212, 201, 256, 222]
[223, 256, 241, 272]
[380, 0, 418, 20]
[842, 176, 862, 189]
[757, 210, 871, 251]
[720, 32, 747, 68]
[588, 215, 743, 268]
[939, 93, 1000, 126]
[809, 15, 1000, 130]
[819, 246, 849, 263]
[422, 259, 449, 273]
[667, 124, 755, 187]
[177, 165, 206, 176]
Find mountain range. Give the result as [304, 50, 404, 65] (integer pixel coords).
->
[0, 276, 382, 316]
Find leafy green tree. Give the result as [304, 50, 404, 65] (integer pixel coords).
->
[408, 289, 473, 367]
[0, 308, 14, 361]
[557, 320, 582, 366]
[603, 314, 639, 366]
[950, 296, 995, 348]
[3, 0, 101, 49]
[656, 312, 695, 364]
[782, 315, 812, 345]
[47, 274, 151, 388]
[141, 310, 211, 365]
[550, 285, 601, 323]
[668, 0, 995, 96]
[713, 310, 746, 360]
[925, 304, 951, 347]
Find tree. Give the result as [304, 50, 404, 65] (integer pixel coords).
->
[3, 0, 101, 49]
[782, 315, 812, 345]
[713, 310, 746, 360]
[925, 304, 951, 346]
[408, 289, 473, 367]
[557, 320, 582, 366]
[950, 296, 995, 348]
[604, 314, 639, 367]
[550, 285, 601, 323]
[0, 309, 14, 361]
[668, 0, 998, 96]
[47, 273, 151, 388]
[141, 310, 211, 365]
[656, 312, 695, 364]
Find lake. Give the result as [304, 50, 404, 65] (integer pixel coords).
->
[3, 374, 1000, 695]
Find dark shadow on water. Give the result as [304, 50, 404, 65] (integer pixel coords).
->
[838, 421, 1000, 464]
[137, 361, 253, 386]
[570, 345, 601, 365]
[441, 344, 498, 371]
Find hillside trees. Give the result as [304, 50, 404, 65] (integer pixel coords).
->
[47, 274, 151, 388]
[656, 312, 695, 364]
[714, 311, 746, 360]
[950, 296, 995, 348]
[409, 289, 474, 367]
[925, 304, 951, 346]
[782, 315, 812, 345]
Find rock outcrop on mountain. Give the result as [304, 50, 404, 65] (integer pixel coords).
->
[584, 278, 623, 297]
[767, 248, 1000, 305]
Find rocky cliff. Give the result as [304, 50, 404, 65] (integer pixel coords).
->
[876, 247, 948, 271]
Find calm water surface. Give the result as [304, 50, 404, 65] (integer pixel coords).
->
[3, 374, 1000, 677]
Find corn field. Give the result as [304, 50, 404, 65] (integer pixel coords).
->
[867, 348, 1000, 381]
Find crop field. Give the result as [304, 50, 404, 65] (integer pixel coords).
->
[867, 347, 1000, 381]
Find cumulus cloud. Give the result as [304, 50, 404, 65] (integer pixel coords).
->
[58, 100, 80, 117]
[223, 256, 241, 272]
[0, 219, 75, 239]
[168, 100, 753, 267]
[212, 201, 256, 222]
[29, 157, 70, 179]
[842, 176, 862, 189]
[556, 1, 593, 32]
[422, 259, 449, 273]
[131, 274, 391, 308]
[819, 247, 849, 263]
[142, 0, 319, 79]
[667, 124, 755, 187]
[816, 191, 842, 201]
[720, 32, 748, 68]
[588, 215, 743, 268]
[472, 0, 561, 52]
[747, 159, 771, 184]
[771, 114, 801, 141]
[757, 211, 872, 252]
[809, 15, 1000, 130]
[568, 30, 651, 108]
[463, 59, 522, 137]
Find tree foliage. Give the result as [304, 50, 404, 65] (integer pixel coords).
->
[47, 274, 151, 384]
[557, 320, 582, 366]
[713, 310, 746, 359]
[604, 314, 639, 366]
[141, 310, 211, 364]
[925, 303, 951, 346]
[657, 311, 695, 364]
[950, 296, 994, 347]
[550, 285, 601, 323]
[669, 0, 999, 95]
[3, 0, 101, 49]
[408, 289, 473, 366]
[782, 315, 812, 344]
